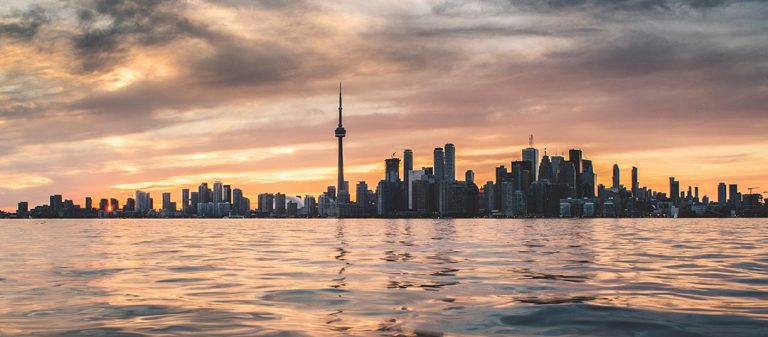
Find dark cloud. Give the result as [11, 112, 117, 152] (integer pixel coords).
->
[72, 0, 219, 72]
[0, 5, 49, 40]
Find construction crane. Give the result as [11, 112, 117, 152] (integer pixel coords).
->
[747, 187, 760, 194]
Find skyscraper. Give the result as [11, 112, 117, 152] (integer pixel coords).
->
[213, 181, 223, 203]
[669, 177, 680, 203]
[445, 143, 456, 183]
[385, 158, 400, 182]
[568, 149, 583, 196]
[522, 136, 539, 182]
[729, 184, 739, 207]
[631, 166, 639, 197]
[538, 152, 554, 183]
[612, 164, 620, 189]
[403, 149, 413, 209]
[182, 189, 190, 213]
[718, 182, 727, 205]
[198, 183, 209, 204]
[335, 83, 347, 202]
[232, 188, 244, 214]
[434, 147, 445, 216]
[465, 170, 475, 184]
[223, 185, 232, 204]
[581, 159, 595, 198]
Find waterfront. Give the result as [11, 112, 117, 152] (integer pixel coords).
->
[0, 218, 766, 336]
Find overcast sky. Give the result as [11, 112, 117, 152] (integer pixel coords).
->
[1, 0, 766, 210]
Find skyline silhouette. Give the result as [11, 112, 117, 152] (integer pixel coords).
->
[1, 0, 767, 211]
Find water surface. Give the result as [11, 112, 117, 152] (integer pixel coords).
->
[0, 218, 766, 336]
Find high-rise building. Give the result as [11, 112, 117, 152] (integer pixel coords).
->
[232, 188, 244, 214]
[198, 183, 209, 204]
[483, 181, 494, 213]
[718, 182, 727, 205]
[550, 155, 564, 183]
[17, 202, 28, 216]
[445, 143, 456, 183]
[162, 192, 173, 212]
[258, 193, 274, 214]
[494, 165, 507, 211]
[182, 189, 190, 213]
[538, 152, 554, 183]
[125, 198, 135, 212]
[581, 159, 595, 198]
[223, 185, 232, 203]
[385, 158, 400, 182]
[465, 170, 475, 184]
[85, 197, 93, 211]
[522, 139, 539, 182]
[669, 177, 680, 203]
[356, 181, 369, 211]
[135, 190, 151, 213]
[190, 192, 199, 212]
[303, 195, 317, 217]
[403, 149, 413, 209]
[434, 147, 445, 216]
[568, 149, 583, 197]
[729, 184, 739, 207]
[612, 164, 620, 189]
[274, 193, 287, 216]
[335, 83, 347, 203]
[631, 167, 639, 197]
[213, 181, 223, 203]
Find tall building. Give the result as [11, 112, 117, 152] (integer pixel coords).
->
[223, 185, 232, 203]
[669, 177, 680, 203]
[213, 181, 223, 203]
[198, 183, 209, 204]
[135, 190, 151, 213]
[356, 181, 369, 210]
[538, 152, 554, 183]
[445, 143, 456, 183]
[568, 149, 583, 197]
[522, 136, 539, 182]
[550, 155, 564, 183]
[465, 170, 475, 184]
[581, 159, 595, 198]
[718, 182, 727, 205]
[162, 192, 173, 212]
[403, 149, 413, 209]
[629, 167, 637, 197]
[385, 158, 400, 182]
[335, 83, 347, 202]
[232, 188, 244, 214]
[182, 189, 190, 213]
[434, 147, 445, 216]
[17, 202, 28, 216]
[494, 165, 508, 211]
[274, 193, 287, 216]
[258, 193, 274, 214]
[85, 197, 93, 211]
[612, 164, 620, 189]
[729, 184, 739, 207]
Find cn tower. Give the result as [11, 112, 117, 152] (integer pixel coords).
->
[335, 83, 346, 201]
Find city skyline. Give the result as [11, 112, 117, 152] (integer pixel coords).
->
[1, 0, 768, 211]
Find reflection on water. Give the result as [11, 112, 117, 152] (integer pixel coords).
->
[0, 218, 767, 336]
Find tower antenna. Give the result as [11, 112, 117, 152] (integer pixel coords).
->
[529, 134, 534, 147]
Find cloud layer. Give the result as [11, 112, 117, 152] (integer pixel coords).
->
[1, 0, 766, 209]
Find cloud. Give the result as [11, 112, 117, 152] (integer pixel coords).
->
[0, 5, 49, 40]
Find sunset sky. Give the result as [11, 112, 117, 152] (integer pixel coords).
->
[1, 0, 767, 210]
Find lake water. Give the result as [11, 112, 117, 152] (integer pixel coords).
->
[0, 218, 766, 336]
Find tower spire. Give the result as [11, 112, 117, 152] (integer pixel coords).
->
[338, 82, 343, 127]
[334, 82, 347, 207]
